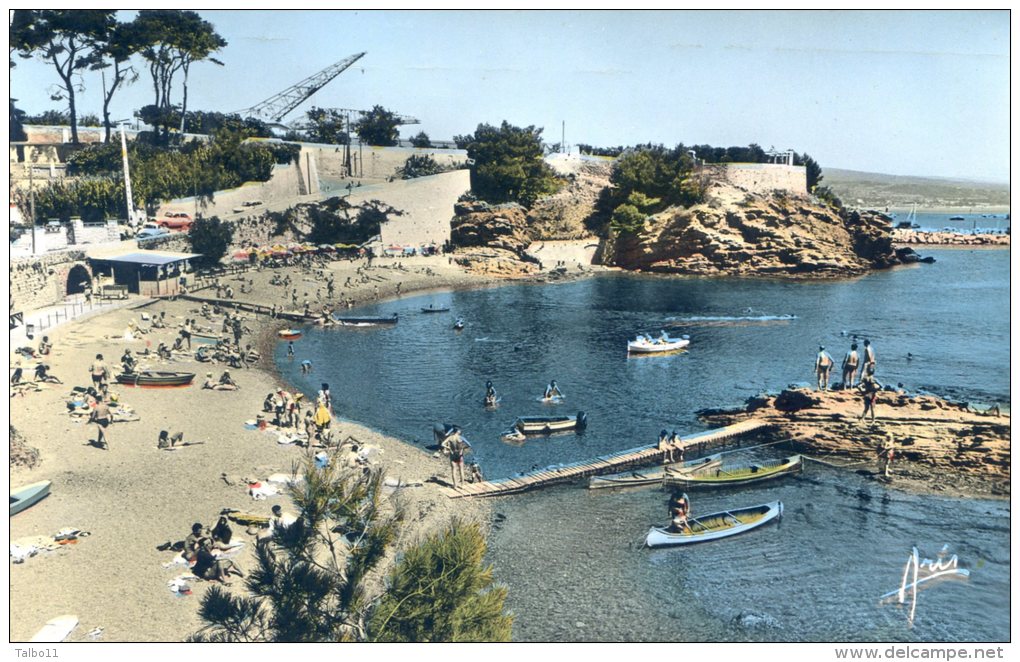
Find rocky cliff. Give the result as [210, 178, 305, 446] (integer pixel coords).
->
[606, 179, 902, 278]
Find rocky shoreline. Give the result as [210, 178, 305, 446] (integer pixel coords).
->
[698, 387, 1010, 499]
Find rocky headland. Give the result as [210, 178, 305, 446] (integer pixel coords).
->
[699, 388, 1010, 498]
[449, 164, 930, 279]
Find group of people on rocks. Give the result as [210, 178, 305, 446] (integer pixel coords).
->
[815, 338, 881, 422]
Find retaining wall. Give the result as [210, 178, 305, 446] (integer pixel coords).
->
[708, 163, 807, 196]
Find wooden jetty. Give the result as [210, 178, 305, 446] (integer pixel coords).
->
[445, 418, 771, 499]
[178, 294, 315, 323]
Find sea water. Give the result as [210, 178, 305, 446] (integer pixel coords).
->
[277, 247, 1009, 641]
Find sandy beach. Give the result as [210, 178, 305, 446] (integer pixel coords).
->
[8, 254, 506, 642]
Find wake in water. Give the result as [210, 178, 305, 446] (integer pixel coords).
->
[664, 309, 798, 326]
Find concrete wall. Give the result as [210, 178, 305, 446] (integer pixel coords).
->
[708, 163, 807, 196]
[314, 145, 468, 183]
[155, 157, 314, 219]
[341, 169, 470, 248]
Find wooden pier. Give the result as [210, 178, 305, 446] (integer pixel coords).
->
[445, 418, 771, 499]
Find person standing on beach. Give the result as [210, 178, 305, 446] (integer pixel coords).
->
[860, 339, 876, 381]
[815, 346, 834, 391]
[89, 354, 109, 389]
[841, 343, 859, 390]
[89, 396, 112, 449]
[442, 428, 470, 487]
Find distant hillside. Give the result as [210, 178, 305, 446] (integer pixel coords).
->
[824, 168, 1009, 211]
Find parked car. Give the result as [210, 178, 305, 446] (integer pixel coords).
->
[137, 226, 170, 239]
[155, 211, 194, 230]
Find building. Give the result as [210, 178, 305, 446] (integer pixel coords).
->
[87, 250, 201, 297]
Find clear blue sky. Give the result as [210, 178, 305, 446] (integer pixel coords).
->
[9, 9, 1010, 182]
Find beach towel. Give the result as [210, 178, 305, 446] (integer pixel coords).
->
[248, 482, 279, 500]
[167, 574, 197, 596]
[266, 473, 304, 486]
[161, 553, 191, 569]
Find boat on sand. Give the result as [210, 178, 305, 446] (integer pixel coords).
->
[115, 371, 196, 387]
[10, 480, 52, 516]
[645, 501, 783, 547]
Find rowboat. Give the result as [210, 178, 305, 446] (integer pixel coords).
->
[277, 329, 302, 340]
[192, 332, 222, 345]
[334, 314, 399, 327]
[421, 306, 450, 313]
[663, 455, 803, 490]
[502, 412, 588, 440]
[645, 501, 783, 547]
[115, 371, 196, 387]
[588, 454, 722, 489]
[10, 480, 51, 516]
[627, 334, 690, 354]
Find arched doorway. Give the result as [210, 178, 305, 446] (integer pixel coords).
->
[66, 264, 91, 295]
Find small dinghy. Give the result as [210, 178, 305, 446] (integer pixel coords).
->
[421, 306, 450, 313]
[627, 333, 690, 354]
[10, 480, 52, 516]
[501, 412, 587, 440]
[645, 501, 783, 547]
[278, 329, 302, 340]
[663, 455, 803, 490]
[192, 332, 222, 345]
[115, 371, 196, 387]
[589, 454, 722, 489]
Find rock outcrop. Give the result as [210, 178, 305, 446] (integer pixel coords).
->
[449, 200, 532, 256]
[606, 180, 902, 278]
[699, 388, 1010, 498]
[526, 161, 610, 240]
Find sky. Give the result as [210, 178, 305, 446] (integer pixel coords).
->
[8, 9, 1011, 182]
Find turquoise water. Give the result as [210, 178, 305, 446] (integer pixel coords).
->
[276, 248, 1010, 642]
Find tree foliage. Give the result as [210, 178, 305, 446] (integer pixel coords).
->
[10, 100, 28, 142]
[188, 216, 233, 266]
[305, 197, 402, 245]
[303, 107, 350, 145]
[368, 520, 512, 642]
[409, 131, 432, 148]
[88, 16, 142, 142]
[191, 459, 512, 643]
[397, 154, 445, 180]
[133, 10, 225, 144]
[53, 127, 296, 218]
[190, 460, 404, 642]
[354, 105, 400, 147]
[10, 10, 116, 144]
[458, 121, 560, 207]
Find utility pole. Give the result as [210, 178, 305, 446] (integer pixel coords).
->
[561, 121, 565, 154]
[29, 164, 36, 255]
[120, 124, 136, 227]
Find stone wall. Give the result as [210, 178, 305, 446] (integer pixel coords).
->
[69, 220, 120, 245]
[707, 163, 808, 197]
[10, 251, 90, 313]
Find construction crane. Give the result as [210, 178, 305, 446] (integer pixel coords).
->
[235, 51, 366, 125]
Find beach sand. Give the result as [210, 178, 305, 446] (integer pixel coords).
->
[8, 255, 502, 642]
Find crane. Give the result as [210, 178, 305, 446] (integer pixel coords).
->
[235, 51, 367, 125]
